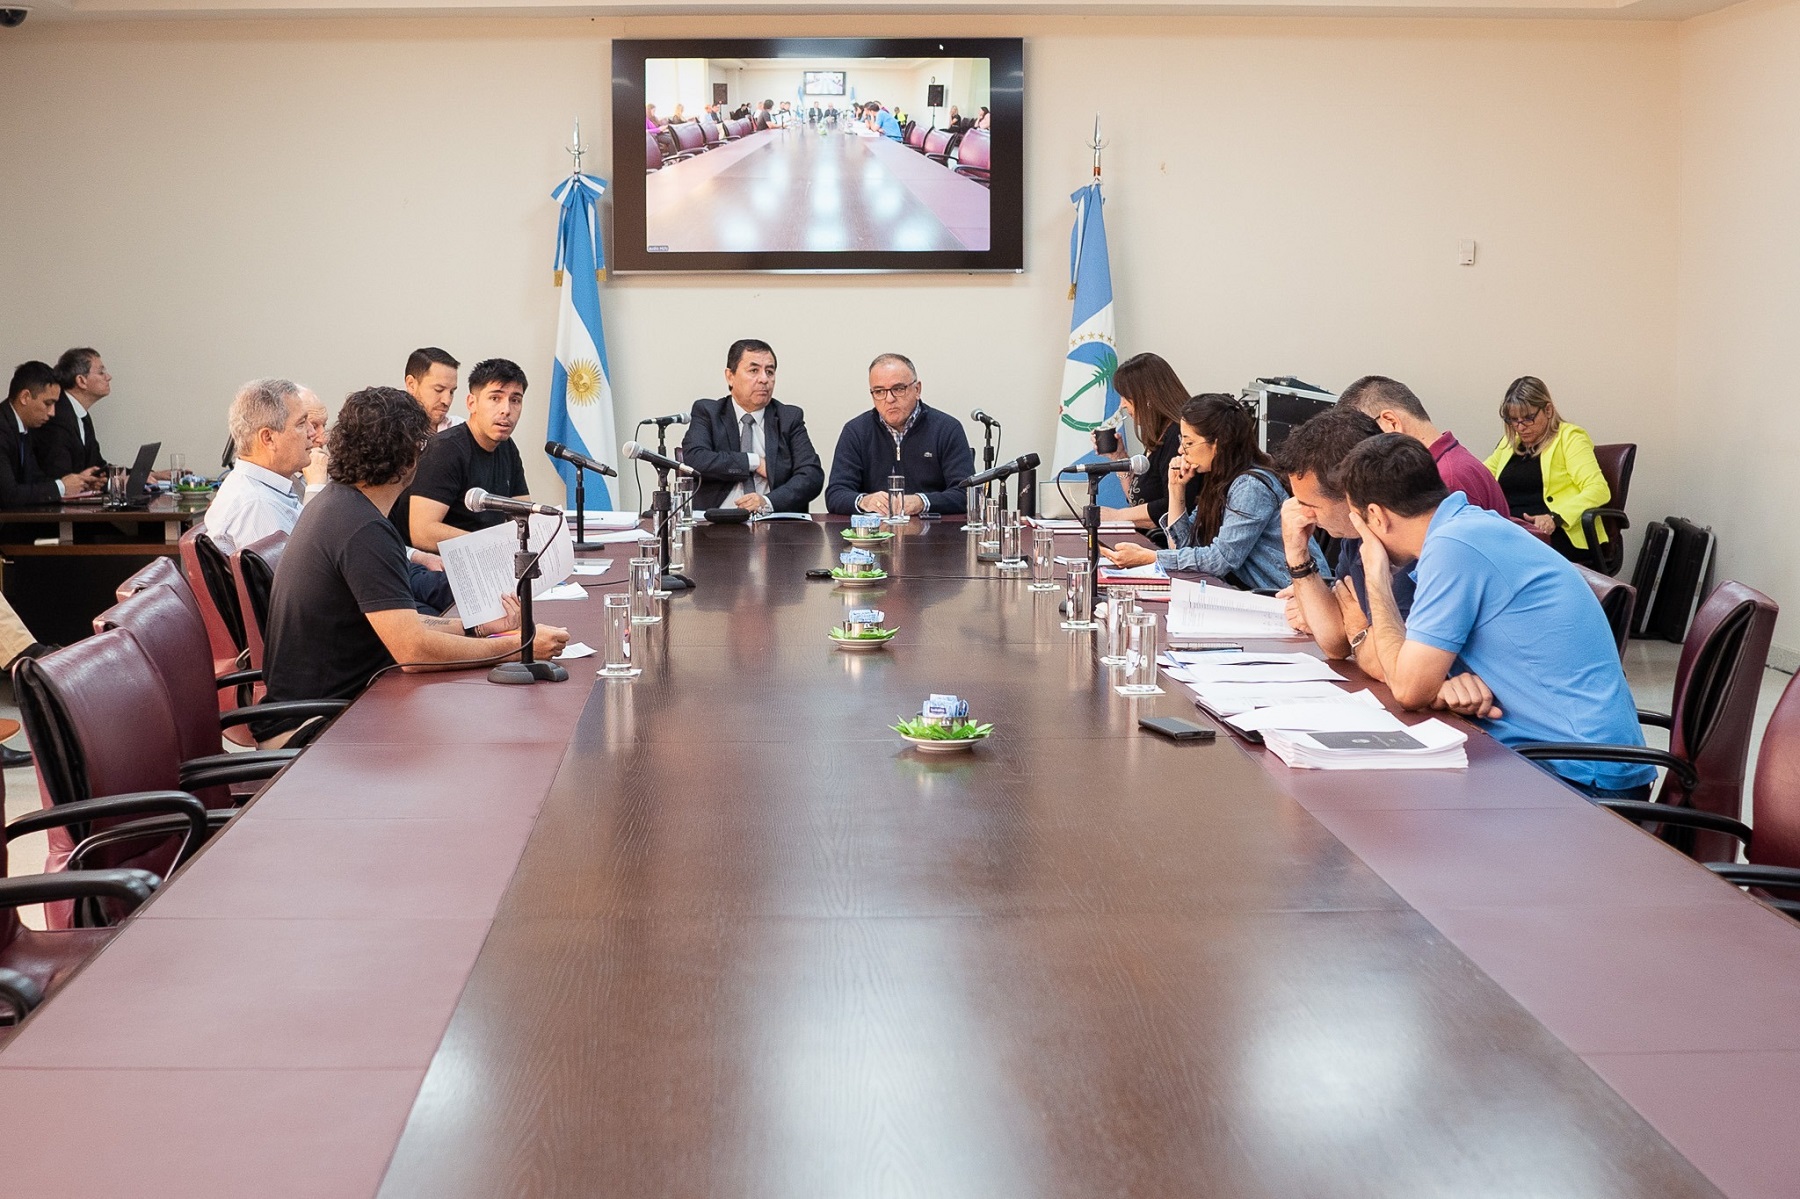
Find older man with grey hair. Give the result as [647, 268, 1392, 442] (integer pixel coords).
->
[205, 378, 316, 555]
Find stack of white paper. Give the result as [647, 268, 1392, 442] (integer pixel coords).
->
[1166, 579, 1306, 640]
[1171, 679, 1356, 717]
[1220, 691, 1393, 734]
[1027, 518, 1139, 533]
[439, 514, 575, 628]
[1261, 718, 1468, 771]
[565, 510, 643, 531]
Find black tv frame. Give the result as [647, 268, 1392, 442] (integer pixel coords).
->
[612, 37, 1024, 275]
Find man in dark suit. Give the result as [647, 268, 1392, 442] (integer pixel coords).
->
[679, 340, 824, 514]
[37, 346, 112, 478]
[2, 361, 101, 508]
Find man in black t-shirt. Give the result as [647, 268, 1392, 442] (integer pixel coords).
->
[397, 357, 533, 551]
[257, 385, 568, 746]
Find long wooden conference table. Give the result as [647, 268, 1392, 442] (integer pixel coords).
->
[3, 517, 1799, 1197]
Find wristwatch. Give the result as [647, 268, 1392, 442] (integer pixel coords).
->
[1287, 558, 1320, 581]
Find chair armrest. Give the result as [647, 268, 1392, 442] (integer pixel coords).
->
[1637, 709, 1673, 730]
[6, 791, 210, 847]
[1581, 507, 1630, 550]
[0, 867, 160, 911]
[1708, 863, 1800, 892]
[1597, 799, 1752, 852]
[215, 668, 263, 690]
[1513, 742, 1698, 791]
[0, 965, 45, 1022]
[218, 699, 348, 733]
[178, 750, 295, 792]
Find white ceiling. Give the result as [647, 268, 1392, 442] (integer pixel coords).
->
[9, 0, 1744, 23]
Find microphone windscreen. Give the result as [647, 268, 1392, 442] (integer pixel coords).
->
[622, 441, 644, 459]
[1130, 454, 1151, 475]
[463, 487, 490, 512]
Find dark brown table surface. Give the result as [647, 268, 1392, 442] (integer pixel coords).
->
[3, 517, 1798, 1198]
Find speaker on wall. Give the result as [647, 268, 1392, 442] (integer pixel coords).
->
[926, 83, 946, 108]
[713, 82, 728, 105]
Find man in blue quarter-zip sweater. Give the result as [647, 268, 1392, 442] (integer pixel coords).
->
[825, 353, 976, 516]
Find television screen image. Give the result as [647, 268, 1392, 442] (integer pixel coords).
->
[614, 38, 1023, 273]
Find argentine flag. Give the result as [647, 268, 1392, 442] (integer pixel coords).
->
[1053, 180, 1126, 508]
[547, 172, 617, 508]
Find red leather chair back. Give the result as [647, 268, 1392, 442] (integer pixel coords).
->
[1573, 562, 1634, 659]
[94, 583, 233, 807]
[179, 524, 246, 670]
[645, 132, 663, 172]
[954, 128, 991, 181]
[923, 128, 953, 158]
[1661, 580, 1779, 860]
[702, 119, 722, 148]
[675, 122, 706, 156]
[1750, 670, 1800, 870]
[12, 630, 189, 890]
[115, 556, 194, 614]
[906, 123, 927, 150]
[1593, 443, 1635, 514]
[730, 118, 752, 139]
[231, 531, 287, 676]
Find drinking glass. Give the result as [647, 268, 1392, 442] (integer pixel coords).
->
[675, 475, 699, 528]
[1116, 610, 1164, 695]
[962, 484, 985, 533]
[979, 497, 1001, 551]
[1029, 528, 1059, 591]
[103, 465, 130, 508]
[885, 473, 909, 524]
[629, 556, 662, 625]
[666, 526, 687, 574]
[167, 452, 187, 482]
[1061, 560, 1097, 630]
[998, 513, 1027, 570]
[1100, 588, 1138, 665]
[599, 593, 640, 677]
[639, 534, 671, 598]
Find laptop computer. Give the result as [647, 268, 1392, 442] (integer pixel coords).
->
[104, 441, 161, 510]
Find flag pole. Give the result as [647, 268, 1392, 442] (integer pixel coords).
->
[1073, 116, 1106, 299]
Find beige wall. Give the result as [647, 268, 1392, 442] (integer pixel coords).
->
[1, 14, 1678, 539]
[1677, 0, 1800, 655]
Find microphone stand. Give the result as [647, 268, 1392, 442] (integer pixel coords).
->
[489, 514, 569, 685]
[1084, 474, 1104, 582]
[571, 467, 595, 552]
[979, 420, 997, 474]
[652, 465, 694, 593]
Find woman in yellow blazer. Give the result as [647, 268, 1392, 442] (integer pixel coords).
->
[1483, 376, 1611, 560]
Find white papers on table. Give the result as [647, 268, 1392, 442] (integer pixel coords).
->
[1174, 679, 1359, 717]
[536, 581, 589, 601]
[1261, 718, 1468, 771]
[585, 529, 654, 545]
[1098, 563, 1168, 581]
[555, 641, 597, 660]
[1173, 656, 1345, 684]
[570, 560, 613, 576]
[564, 510, 642, 531]
[1166, 578, 1305, 640]
[1223, 691, 1397, 734]
[438, 514, 574, 628]
[1029, 518, 1139, 533]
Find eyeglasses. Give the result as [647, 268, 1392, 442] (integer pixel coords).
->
[1502, 410, 1545, 429]
[870, 381, 918, 402]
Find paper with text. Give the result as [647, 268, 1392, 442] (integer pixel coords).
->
[439, 515, 574, 628]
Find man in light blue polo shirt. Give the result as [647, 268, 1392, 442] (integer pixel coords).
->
[1340, 433, 1655, 798]
[867, 101, 903, 141]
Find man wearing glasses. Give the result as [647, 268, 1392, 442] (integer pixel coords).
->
[825, 353, 975, 516]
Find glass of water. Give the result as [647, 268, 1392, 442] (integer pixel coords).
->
[979, 496, 1001, 550]
[675, 475, 698, 528]
[886, 473, 909, 524]
[629, 556, 662, 625]
[998, 512, 1027, 570]
[1061, 560, 1097, 630]
[962, 485, 985, 533]
[1100, 588, 1137, 665]
[666, 525, 687, 574]
[599, 593, 640, 677]
[167, 452, 187, 482]
[638, 534, 671, 599]
[1115, 610, 1164, 695]
[1029, 528, 1059, 591]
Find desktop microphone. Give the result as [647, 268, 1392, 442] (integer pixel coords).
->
[642, 413, 690, 427]
[963, 452, 1041, 488]
[623, 441, 701, 477]
[463, 488, 563, 518]
[545, 441, 619, 477]
[1060, 454, 1151, 477]
[970, 409, 1001, 427]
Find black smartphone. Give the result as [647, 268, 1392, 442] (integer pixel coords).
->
[1138, 716, 1216, 742]
[805, 568, 835, 580]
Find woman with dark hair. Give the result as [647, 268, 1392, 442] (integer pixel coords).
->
[1483, 375, 1611, 562]
[1091, 352, 1199, 546]
[1102, 393, 1322, 589]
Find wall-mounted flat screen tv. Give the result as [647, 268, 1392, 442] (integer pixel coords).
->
[613, 37, 1024, 274]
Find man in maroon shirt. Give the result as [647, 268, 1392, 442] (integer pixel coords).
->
[1336, 375, 1510, 517]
